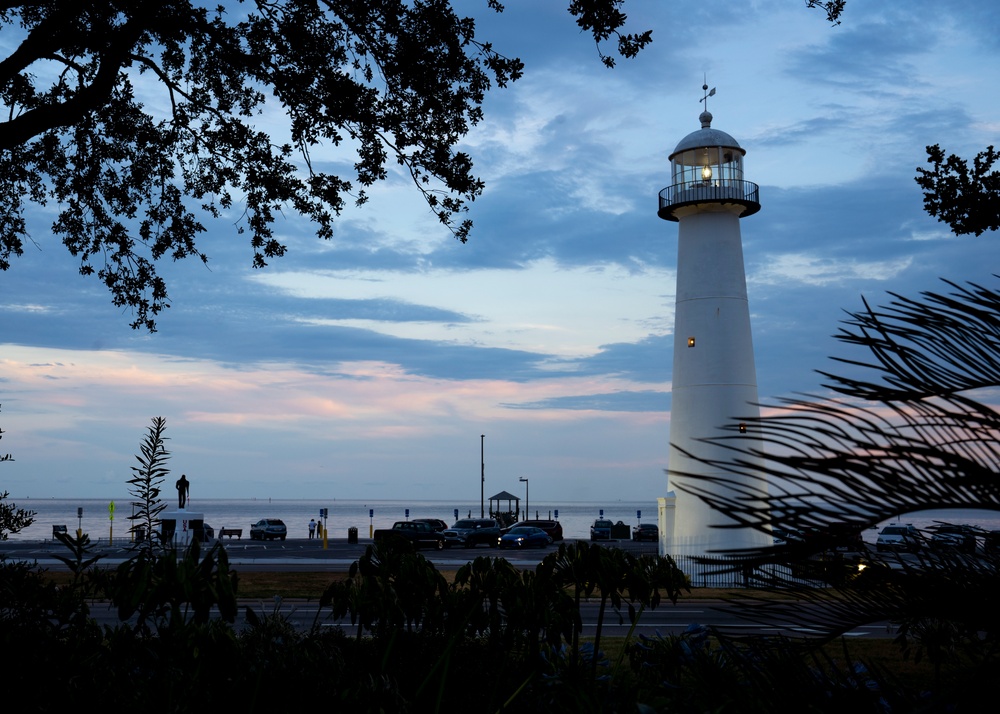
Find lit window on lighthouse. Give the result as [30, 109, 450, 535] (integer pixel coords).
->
[687, 337, 696, 347]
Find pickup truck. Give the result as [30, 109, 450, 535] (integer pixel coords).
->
[372, 520, 446, 550]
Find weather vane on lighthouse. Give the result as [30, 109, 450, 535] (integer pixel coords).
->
[700, 78, 716, 111]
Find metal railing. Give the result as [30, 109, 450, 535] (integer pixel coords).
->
[658, 179, 760, 220]
[670, 554, 826, 589]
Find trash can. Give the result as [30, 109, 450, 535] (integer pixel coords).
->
[348, 526, 358, 544]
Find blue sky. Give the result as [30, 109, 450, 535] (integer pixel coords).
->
[2, 0, 998, 504]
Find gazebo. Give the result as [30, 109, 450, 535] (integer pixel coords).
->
[488, 490, 520, 527]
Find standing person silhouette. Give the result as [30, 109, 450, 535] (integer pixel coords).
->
[176, 474, 190, 509]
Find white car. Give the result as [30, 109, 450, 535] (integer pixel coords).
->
[249, 518, 287, 541]
[876, 524, 921, 553]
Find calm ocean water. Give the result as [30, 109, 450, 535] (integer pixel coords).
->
[4, 497, 658, 542]
[6, 497, 1000, 544]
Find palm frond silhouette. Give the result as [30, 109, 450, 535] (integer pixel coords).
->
[671, 278, 1000, 641]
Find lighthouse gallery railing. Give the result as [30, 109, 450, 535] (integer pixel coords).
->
[658, 179, 760, 219]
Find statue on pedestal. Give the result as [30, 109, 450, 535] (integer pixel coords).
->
[176, 474, 190, 509]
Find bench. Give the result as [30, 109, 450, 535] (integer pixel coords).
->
[219, 528, 242, 540]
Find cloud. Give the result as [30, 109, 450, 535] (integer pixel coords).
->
[752, 253, 913, 287]
[2, 0, 999, 501]
[505, 389, 668, 413]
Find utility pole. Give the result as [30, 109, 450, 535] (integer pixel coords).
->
[480, 434, 485, 518]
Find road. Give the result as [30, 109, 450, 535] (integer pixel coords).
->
[2, 536, 894, 638]
[206, 599, 894, 639]
[0, 535, 659, 571]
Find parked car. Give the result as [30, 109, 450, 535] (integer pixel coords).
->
[632, 523, 659, 542]
[197, 522, 215, 542]
[372, 520, 445, 550]
[876, 524, 921, 552]
[250, 518, 287, 541]
[929, 524, 977, 553]
[526, 519, 563, 540]
[784, 524, 864, 554]
[412, 518, 448, 532]
[590, 518, 613, 541]
[772, 527, 803, 546]
[498, 526, 552, 549]
[822, 523, 866, 553]
[443, 518, 500, 548]
[501, 519, 564, 541]
[985, 530, 1000, 553]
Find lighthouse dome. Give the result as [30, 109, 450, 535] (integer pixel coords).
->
[669, 111, 745, 160]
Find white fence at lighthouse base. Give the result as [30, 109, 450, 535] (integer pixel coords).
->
[666, 554, 820, 589]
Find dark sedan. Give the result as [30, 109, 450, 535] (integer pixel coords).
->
[498, 526, 552, 549]
[929, 524, 977, 553]
[590, 518, 612, 541]
[501, 519, 564, 541]
[632, 523, 658, 541]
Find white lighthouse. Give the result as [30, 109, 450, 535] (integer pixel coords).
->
[656, 92, 770, 562]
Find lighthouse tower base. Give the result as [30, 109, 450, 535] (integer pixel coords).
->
[658, 490, 770, 587]
[657, 493, 676, 554]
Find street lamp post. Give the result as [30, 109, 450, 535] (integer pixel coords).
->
[480, 434, 485, 518]
[519, 477, 529, 521]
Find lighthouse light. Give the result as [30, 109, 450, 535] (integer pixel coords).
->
[701, 164, 713, 180]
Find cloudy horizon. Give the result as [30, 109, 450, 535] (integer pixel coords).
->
[2, 0, 998, 504]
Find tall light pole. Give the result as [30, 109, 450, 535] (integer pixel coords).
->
[519, 477, 529, 521]
[480, 434, 485, 518]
